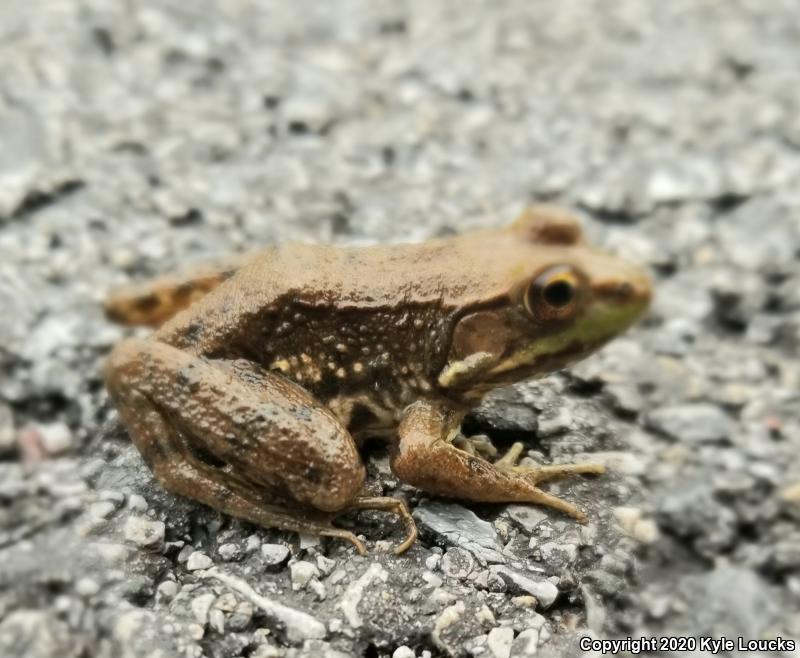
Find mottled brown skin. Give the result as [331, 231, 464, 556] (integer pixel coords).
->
[104, 206, 651, 554]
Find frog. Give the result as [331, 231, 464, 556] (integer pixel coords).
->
[103, 206, 651, 555]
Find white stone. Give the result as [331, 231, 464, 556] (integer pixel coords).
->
[187, 551, 214, 571]
[127, 494, 148, 513]
[156, 580, 179, 603]
[124, 516, 165, 551]
[425, 554, 442, 571]
[487, 627, 514, 658]
[432, 601, 465, 651]
[75, 577, 100, 597]
[209, 608, 225, 634]
[316, 555, 336, 576]
[261, 543, 290, 568]
[191, 593, 216, 625]
[90, 501, 118, 521]
[510, 628, 539, 656]
[217, 543, 240, 561]
[393, 647, 416, 658]
[429, 588, 456, 607]
[37, 422, 72, 455]
[613, 507, 660, 544]
[476, 604, 495, 625]
[289, 561, 319, 590]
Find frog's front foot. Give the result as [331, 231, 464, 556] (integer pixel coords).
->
[391, 401, 604, 522]
[491, 442, 605, 521]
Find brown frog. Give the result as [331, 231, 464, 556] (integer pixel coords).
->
[104, 206, 651, 555]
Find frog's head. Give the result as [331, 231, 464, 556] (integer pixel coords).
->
[437, 206, 651, 399]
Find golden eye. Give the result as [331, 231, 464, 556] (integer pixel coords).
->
[525, 265, 582, 321]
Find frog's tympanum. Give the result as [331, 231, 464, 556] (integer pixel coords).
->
[104, 207, 651, 554]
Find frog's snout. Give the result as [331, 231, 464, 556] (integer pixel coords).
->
[596, 272, 652, 310]
[587, 261, 652, 336]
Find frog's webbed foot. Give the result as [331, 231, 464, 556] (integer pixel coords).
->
[490, 442, 605, 521]
[392, 402, 604, 522]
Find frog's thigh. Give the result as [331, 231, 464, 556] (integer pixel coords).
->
[108, 385, 366, 550]
[391, 401, 594, 521]
[105, 338, 366, 513]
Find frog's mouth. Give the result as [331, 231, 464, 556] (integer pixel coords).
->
[485, 289, 650, 383]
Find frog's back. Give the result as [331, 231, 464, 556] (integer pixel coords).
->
[155, 241, 450, 359]
[155, 228, 530, 353]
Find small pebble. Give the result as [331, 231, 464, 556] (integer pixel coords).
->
[127, 494, 148, 513]
[290, 561, 319, 590]
[316, 555, 336, 576]
[37, 422, 73, 455]
[188, 623, 205, 641]
[511, 595, 538, 608]
[393, 647, 416, 658]
[156, 580, 179, 604]
[75, 577, 100, 597]
[187, 552, 213, 571]
[90, 501, 118, 522]
[191, 593, 216, 625]
[218, 543, 243, 561]
[425, 554, 442, 571]
[208, 608, 225, 634]
[613, 507, 660, 544]
[124, 516, 166, 552]
[486, 626, 514, 658]
[261, 543, 290, 570]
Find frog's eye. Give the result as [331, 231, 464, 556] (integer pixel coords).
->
[524, 265, 582, 321]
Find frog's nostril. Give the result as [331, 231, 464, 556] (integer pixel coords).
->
[615, 282, 634, 300]
[596, 280, 635, 302]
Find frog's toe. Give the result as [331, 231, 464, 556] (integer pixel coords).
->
[511, 461, 606, 485]
[493, 441, 526, 469]
[344, 495, 418, 555]
[453, 434, 498, 459]
[321, 528, 367, 555]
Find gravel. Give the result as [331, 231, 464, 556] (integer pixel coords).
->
[1, 1, 800, 657]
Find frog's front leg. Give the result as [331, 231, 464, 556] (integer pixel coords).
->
[105, 339, 417, 554]
[391, 401, 604, 521]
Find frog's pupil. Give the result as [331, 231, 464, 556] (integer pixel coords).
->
[543, 280, 573, 307]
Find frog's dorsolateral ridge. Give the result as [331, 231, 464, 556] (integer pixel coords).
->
[104, 206, 651, 555]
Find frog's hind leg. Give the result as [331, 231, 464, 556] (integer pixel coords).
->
[120, 393, 368, 553]
[104, 338, 417, 554]
[104, 252, 259, 328]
